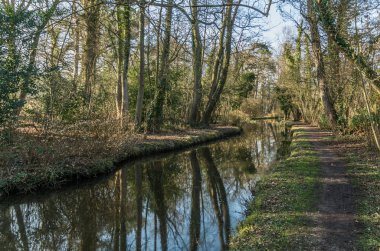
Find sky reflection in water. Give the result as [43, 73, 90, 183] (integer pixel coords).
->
[0, 122, 290, 251]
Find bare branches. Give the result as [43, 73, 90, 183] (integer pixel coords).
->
[149, 0, 272, 25]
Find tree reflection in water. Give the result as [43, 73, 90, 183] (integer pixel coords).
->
[201, 148, 230, 250]
[0, 122, 289, 251]
[189, 151, 201, 251]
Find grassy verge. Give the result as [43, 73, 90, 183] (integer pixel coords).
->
[333, 136, 380, 250]
[231, 127, 320, 250]
[0, 126, 240, 198]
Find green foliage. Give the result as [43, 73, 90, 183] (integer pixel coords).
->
[125, 62, 156, 120]
[227, 72, 256, 110]
[317, 114, 329, 129]
[165, 66, 189, 125]
[0, 51, 24, 126]
[0, 5, 49, 127]
[276, 41, 306, 121]
[283, 43, 296, 67]
[238, 72, 256, 98]
[351, 111, 380, 131]
[274, 86, 294, 119]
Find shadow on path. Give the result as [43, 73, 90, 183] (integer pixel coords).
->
[296, 125, 361, 251]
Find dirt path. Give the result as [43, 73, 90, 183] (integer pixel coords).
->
[301, 125, 360, 250]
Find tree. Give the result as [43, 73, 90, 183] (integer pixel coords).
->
[315, 0, 380, 149]
[82, 0, 101, 113]
[0, 0, 60, 127]
[316, 0, 380, 95]
[135, 0, 145, 129]
[187, 0, 204, 127]
[114, 0, 133, 123]
[201, 0, 236, 126]
[147, 0, 174, 132]
[306, 0, 338, 129]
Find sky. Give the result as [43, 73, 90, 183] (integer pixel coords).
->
[261, 4, 297, 54]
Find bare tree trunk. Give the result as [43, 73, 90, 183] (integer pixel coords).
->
[122, 0, 132, 122]
[294, 22, 304, 120]
[187, 0, 203, 127]
[115, 0, 132, 123]
[82, 0, 101, 114]
[147, 0, 173, 132]
[116, 0, 123, 119]
[135, 1, 145, 129]
[47, 29, 60, 122]
[316, 0, 380, 95]
[201, 0, 236, 126]
[73, 0, 80, 92]
[155, 1, 163, 87]
[307, 0, 338, 129]
[362, 80, 380, 151]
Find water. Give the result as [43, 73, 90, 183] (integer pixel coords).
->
[0, 122, 290, 251]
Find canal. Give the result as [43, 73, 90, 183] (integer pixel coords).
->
[0, 122, 290, 251]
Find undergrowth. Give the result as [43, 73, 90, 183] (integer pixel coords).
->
[343, 142, 380, 250]
[0, 121, 240, 197]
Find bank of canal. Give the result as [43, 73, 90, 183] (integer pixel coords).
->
[0, 122, 290, 250]
[231, 125, 320, 250]
[0, 126, 240, 198]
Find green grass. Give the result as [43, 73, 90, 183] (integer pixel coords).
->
[231, 128, 320, 250]
[345, 147, 380, 250]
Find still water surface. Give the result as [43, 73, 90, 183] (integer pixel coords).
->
[0, 122, 289, 251]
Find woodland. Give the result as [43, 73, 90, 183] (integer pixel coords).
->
[1, 0, 379, 143]
[0, 0, 380, 192]
[1, 0, 380, 250]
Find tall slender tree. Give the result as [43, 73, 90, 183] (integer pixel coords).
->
[147, 0, 174, 132]
[82, 0, 101, 113]
[122, 0, 132, 121]
[201, 0, 236, 126]
[306, 0, 338, 129]
[187, 0, 203, 127]
[135, 0, 146, 129]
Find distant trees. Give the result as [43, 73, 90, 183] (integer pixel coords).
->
[278, 0, 379, 147]
[0, 0, 276, 137]
[2, 0, 377, 146]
